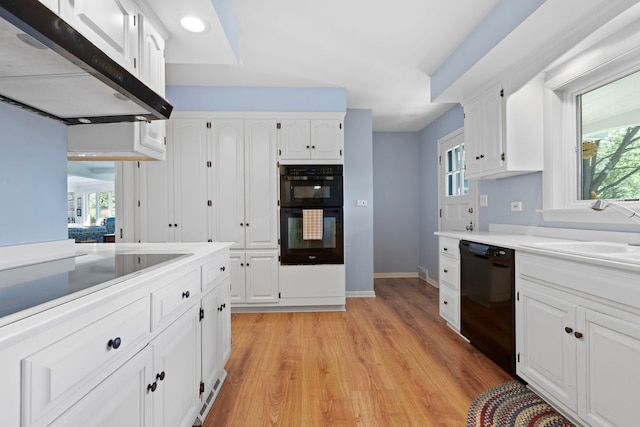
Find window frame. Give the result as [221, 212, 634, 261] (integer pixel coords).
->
[541, 34, 640, 225]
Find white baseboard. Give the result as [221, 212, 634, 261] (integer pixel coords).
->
[373, 272, 419, 279]
[425, 278, 439, 288]
[346, 291, 376, 298]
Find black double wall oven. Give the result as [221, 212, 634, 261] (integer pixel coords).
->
[279, 165, 344, 265]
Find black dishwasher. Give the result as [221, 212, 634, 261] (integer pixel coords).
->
[459, 240, 515, 375]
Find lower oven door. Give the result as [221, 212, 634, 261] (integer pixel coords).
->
[280, 207, 343, 264]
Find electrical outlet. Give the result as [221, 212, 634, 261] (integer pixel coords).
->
[511, 201, 523, 212]
[357, 200, 368, 207]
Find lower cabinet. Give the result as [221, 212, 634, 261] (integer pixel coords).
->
[8, 248, 232, 427]
[197, 276, 231, 424]
[150, 306, 200, 427]
[230, 250, 279, 304]
[517, 252, 640, 427]
[50, 347, 153, 427]
[437, 237, 460, 330]
[49, 305, 200, 427]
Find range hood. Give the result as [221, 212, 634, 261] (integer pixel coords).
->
[0, 0, 172, 125]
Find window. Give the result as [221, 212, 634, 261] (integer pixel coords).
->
[445, 143, 468, 197]
[541, 25, 640, 224]
[579, 70, 640, 201]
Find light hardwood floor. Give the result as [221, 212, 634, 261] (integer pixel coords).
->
[204, 277, 513, 426]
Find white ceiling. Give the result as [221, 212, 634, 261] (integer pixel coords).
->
[152, 0, 501, 131]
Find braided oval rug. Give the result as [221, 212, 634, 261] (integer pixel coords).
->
[468, 381, 576, 427]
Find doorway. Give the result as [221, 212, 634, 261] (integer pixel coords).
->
[438, 129, 477, 231]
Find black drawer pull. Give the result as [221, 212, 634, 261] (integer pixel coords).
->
[108, 337, 122, 349]
[443, 269, 448, 273]
[156, 371, 166, 381]
[147, 382, 157, 392]
[564, 327, 573, 334]
[182, 291, 190, 299]
[574, 331, 583, 339]
[443, 301, 448, 305]
[220, 266, 226, 272]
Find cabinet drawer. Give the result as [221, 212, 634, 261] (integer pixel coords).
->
[439, 257, 459, 290]
[439, 237, 459, 259]
[151, 268, 200, 330]
[22, 297, 149, 427]
[202, 255, 230, 293]
[439, 286, 460, 330]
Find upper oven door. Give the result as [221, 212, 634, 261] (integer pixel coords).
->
[280, 166, 343, 207]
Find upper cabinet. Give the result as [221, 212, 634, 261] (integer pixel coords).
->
[59, 0, 139, 76]
[463, 77, 544, 179]
[278, 117, 344, 164]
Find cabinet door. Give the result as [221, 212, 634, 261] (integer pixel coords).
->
[245, 251, 279, 303]
[49, 348, 152, 427]
[138, 15, 165, 95]
[311, 119, 343, 160]
[218, 278, 232, 366]
[200, 288, 221, 397]
[152, 307, 200, 427]
[244, 120, 278, 249]
[60, 0, 138, 75]
[278, 120, 311, 160]
[211, 119, 245, 248]
[516, 282, 577, 411]
[171, 119, 208, 242]
[229, 252, 246, 303]
[577, 309, 640, 427]
[139, 158, 173, 242]
[439, 285, 459, 331]
[464, 86, 504, 178]
[480, 88, 505, 174]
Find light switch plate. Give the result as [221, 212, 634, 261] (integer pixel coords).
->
[480, 195, 488, 207]
[511, 201, 523, 212]
[357, 200, 367, 207]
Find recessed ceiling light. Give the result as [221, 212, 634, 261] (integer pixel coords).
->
[180, 16, 206, 33]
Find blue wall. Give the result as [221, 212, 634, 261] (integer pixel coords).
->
[431, 0, 545, 100]
[0, 103, 68, 247]
[344, 109, 374, 293]
[372, 132, 419, 273]
[418, 105, 465, 282]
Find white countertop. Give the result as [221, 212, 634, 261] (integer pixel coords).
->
[435, 227, 640, 273]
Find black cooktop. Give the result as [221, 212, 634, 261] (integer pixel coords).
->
[0, 253, 189, 321]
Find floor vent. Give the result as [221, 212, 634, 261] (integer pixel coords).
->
[206, 390, 215, 405]
[418, 267, 428, 281]
[213, 378, 221, 391]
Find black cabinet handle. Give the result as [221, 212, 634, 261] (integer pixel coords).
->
[564, 327, 573, 334]
[240, 223, 244, 226]
[218, 305, 223, 312]
[574, 331, 583, 339]
[156, 371, 166, 381]
[246, 223, 249, 227]
[147, 382, 157, 392]
[246, 263, 250, 267]
[306, 145, 310, 149]
[108, 337, 122, 349]
[174, 223, 178, 227]
[443, 269, 448, 273]
[222, 303, 226, 309]
[443, 301, 448, 305]
[443, 247, 448, 251]
[220, 266, 226, 272]
[182, 291, 190, 299]
[169, 224, 172, 227]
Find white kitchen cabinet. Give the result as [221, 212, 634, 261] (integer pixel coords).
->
[278, 119, 344, 163]
[59, 0, 139, 76]
[21, 297, 150, 427]
[516, 279, 577, 412]
[517, 251, 640, 426]
[49, 347, 152, 427]
[438, 237, 460, 331]
[243, 120, 279, 249]
[230, 250, 279, 304]
[138, 119, 208, 242]
[463, 77, 544, 179]
[137, 14, 166, 154]
[150, 305, 200, 427]
[38, 0, 58, 13]
[198, 273, 231, 424]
